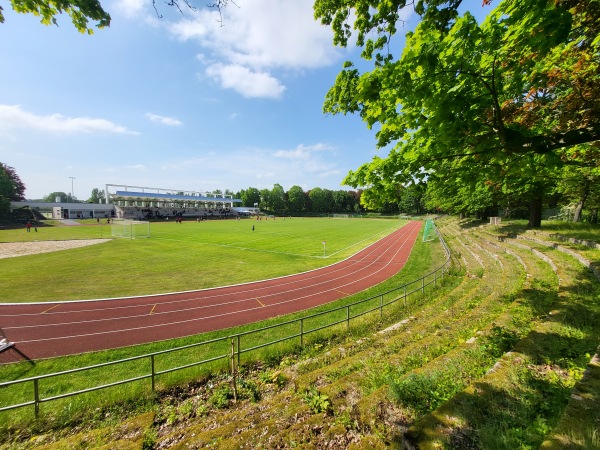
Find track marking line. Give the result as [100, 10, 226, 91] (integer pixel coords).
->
[150, 304, 157, 315]
[256, 299, 266, 307]
[336, 289, 350, 296]
[41, 304, 60, 314]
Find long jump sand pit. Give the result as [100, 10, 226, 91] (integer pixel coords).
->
[0, 239, 110, 259]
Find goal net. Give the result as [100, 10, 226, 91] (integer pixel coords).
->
[331, 214, 351, 219]
[111, 220, 150, 239]
[422, 218, 437, 242]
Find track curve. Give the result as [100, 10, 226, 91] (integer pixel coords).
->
[0, 221, 421, 362]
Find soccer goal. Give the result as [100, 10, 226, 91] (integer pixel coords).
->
[422, 218, 437, 242]
[331, 214, 351, 219]
[111, 219, 150, 239]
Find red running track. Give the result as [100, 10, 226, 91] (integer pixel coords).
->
[0, 221, 421, 362]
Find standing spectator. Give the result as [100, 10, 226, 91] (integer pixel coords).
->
[26, 221, 32, 232]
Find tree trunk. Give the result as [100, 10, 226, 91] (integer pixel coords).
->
[572, 180, 590, 223]
[573, 201, 584, 222]
[528, 197, 543, 228]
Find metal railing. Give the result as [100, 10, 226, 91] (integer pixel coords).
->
[0, 223, 451, 418]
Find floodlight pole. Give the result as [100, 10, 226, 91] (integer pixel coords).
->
[69, 176, 76, 202]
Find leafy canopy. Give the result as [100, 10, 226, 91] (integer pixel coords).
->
[315, 0, 600, 218]
[1, 0, 111, 33]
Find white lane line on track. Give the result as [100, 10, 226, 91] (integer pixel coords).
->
[4, 224, 419, 331]
[13, 224, 422, 343]
[4, 223, 422, 335]
[3, 223, 419, 319]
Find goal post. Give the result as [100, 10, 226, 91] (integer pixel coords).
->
[331, 214, 351, 219]
[110, 219, 150, 239]
[422, 218, 437, 242]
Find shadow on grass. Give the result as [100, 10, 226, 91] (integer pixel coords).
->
[0, 345, 35, 369]
[403, 266, 599, 449]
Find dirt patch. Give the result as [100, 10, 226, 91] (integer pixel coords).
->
[0, 239, 110, 259]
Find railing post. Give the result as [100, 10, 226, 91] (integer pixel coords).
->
[346, 306, 350, 330]
[422, 277, 425, 293]
[434, 270, 437, 287]
[230, 338, 237, 402]
[300, 319, 304, 348]
[380, 295, 383, 318]
[404, 285, 407, 307]
[236, 335, 241, 367]
[33, 378, 39, 419]
[151, 354, 155, 392]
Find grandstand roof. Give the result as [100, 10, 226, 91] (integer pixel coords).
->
[114, 190, 242, 203]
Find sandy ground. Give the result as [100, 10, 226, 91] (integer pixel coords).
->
[0, 239, 110, 259]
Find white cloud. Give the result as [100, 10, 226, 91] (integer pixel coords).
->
[0, 105, 138, 135]
[205, 64, 286, 99]
[152, 143, 342, 191]
[273, 143, 334, 160]
[168, 0, 340, 98]
[145, 113, 183, 126]
[124, 164, 147, 170]
[112, 0, 146, 18]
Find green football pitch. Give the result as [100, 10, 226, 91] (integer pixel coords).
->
[0, 218, 409, 303]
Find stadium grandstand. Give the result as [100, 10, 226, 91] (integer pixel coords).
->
[106, 184, 245, 220]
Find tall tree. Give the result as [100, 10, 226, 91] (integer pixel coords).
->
[316, 0, 600, 227]
[240, 187, 261, 208]
[259, 188, 271, 211]
[308, 187, 333, 213]
[399, 183, 426, 215]
[331, 190, 355, 213]
[0, 163, 26, 201]
[87, 187, 106, 204]
[287, 185, 307, 213]
[0, 163, 26, 219]
[556, 145, 600, 222]
[270, 183, 286, 213]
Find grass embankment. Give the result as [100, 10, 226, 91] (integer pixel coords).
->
[2, 217, 598, 449]
[0, 218, 401, 302]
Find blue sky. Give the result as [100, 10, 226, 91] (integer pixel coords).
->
[0, 0, 486, 201]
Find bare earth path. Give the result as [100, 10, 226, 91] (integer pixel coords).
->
[0, 221, 421, 362]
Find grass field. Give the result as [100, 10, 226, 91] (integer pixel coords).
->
[0, 218, 406, 303]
